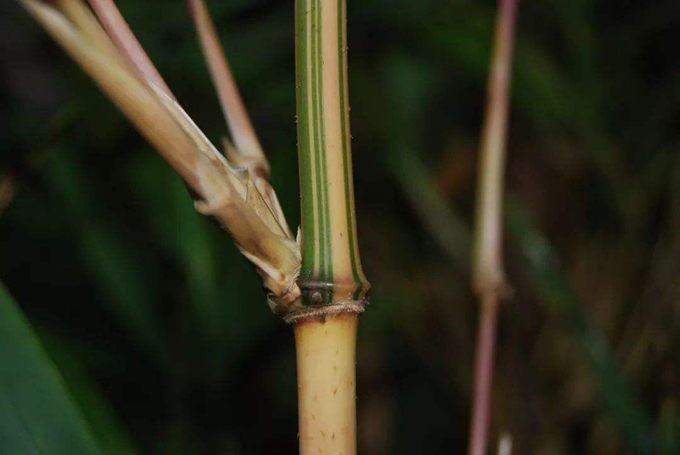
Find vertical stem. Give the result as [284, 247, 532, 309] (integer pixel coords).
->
[472, 0, 518, 295]
[295, 0, 369, 305]
[294, 314, 358, 455]
[468, 295, 500, 455]
[469, 1, 518, 455]
[294, 1, 369, 454]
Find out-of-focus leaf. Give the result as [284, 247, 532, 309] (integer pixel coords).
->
[380, 36, 656, 454]
[0, 282, 102, 455]
[506, 197, 655, 455]
[380, 53, 469, 272]
[129, 153, 227, 366]
[380, 56, 655, 446]
[44, 152, 166, 364]
[657, 400, 679, 455]
[391, 145, 656, 452]
[419, 5, 626, 206]
[41, 333, 141, 455]
[389, 146, 470, 274]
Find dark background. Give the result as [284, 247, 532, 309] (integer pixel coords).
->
[1, 0, 679, 454]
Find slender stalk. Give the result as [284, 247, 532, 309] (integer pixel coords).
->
[469, 1, 518, 455]
[87, 0, 174, 97]
[293, 0, 369, 453]
[187, 0, 270, 179]
[469, 295, 500, 455]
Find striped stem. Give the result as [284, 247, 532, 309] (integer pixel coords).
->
[293, 1, 368, 454]
[295, 0, 369, 307]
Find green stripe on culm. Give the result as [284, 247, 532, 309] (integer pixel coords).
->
[295, 0, 369, 303]
[310, 0, 324, 280]
[337, 0, 361, 287]
[296, 0, 315, 280]
[317, 0, 333, 290]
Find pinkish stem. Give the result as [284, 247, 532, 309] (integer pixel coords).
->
[468, 294, 499, 455]
[87, 0, 174, 98]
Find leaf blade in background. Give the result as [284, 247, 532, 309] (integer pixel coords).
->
[506, 198, 656, 454]
[44, 152, 167, 366]
[378, 53, 655, 452]
[41, 332, 141, 455]
[0, 282, 103, 455]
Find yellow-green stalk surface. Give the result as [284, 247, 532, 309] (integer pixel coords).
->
[294, 314, 358, 455]
[293, 1, 369, 454]
[295, 0, 369, 307]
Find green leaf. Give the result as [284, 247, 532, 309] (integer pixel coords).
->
[44, 153, 167, 365]
[41, 333, 141, 455]
[506, 198, 656, 455]
[129, 153, 228, 366]
[0, 283, 103, 455]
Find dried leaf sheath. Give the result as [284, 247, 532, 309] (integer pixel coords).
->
[21, 0, 301, 311]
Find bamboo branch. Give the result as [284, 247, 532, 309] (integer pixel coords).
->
[472, 0, 518, 298]
[20, 0, 301, 310]
[86, 0, 174, 97]
[187, 0, 270, 179]
[469, 294, 500, 455]
[469, 1, 519, 455]
[55, 0, 121, 61]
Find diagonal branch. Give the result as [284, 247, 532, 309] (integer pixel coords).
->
[86, 0, 174, 98]
[21, 0, 301, 311]
[187, 0, 270, 179]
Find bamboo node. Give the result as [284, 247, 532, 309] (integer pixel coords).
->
[280, 299, 366, 324]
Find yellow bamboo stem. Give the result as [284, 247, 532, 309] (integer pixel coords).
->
[294, 314, 358, 455]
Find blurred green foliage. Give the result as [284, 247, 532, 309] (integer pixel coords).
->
[1, 0, 679, 454]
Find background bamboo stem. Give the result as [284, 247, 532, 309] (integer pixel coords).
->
[469, 0, 518, 454]
[471, 0, 518, 295]
[469, 295, 500, 455]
